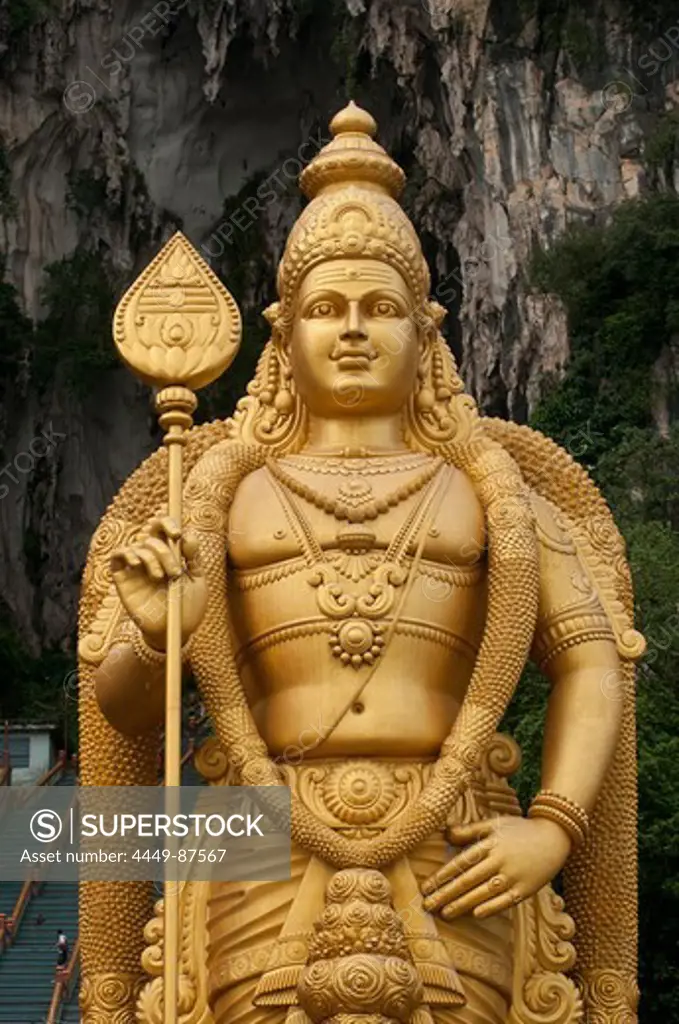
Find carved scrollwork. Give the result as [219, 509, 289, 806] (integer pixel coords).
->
[482, 733, 523, 780]
[138, 883, 212, 1024]
[80, 972, 142, 1024]
[509, 893, 582, 1024]
[573, 970, 639, 1024]
[534, 889, 577, 974]
[193, 736, 231, 784]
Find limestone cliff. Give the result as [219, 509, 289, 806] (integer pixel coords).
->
[0, 0, 677, 651]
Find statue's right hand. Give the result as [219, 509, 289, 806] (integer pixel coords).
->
[110, 516, 208, 651]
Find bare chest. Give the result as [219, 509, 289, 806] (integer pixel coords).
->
[227, 458, 486, 570]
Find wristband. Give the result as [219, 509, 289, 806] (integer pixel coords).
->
[528, 789, 590, 847]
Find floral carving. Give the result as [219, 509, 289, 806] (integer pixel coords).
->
[322, 765, 397, 825]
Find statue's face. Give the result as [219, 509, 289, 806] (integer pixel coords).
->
[286, 259, 420, 416]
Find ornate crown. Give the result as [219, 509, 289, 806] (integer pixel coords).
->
[275, 102, 431, 317]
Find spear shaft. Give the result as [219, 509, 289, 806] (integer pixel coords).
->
[112, 232, 241, 1024]
[158, 387, 197, 1024]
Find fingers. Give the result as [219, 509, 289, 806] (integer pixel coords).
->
[421, 837, 494, 895]
[110, 545, 165, 582]
[181, 530, 203, 577]
[131, 546, 166, 582]
[438, 874, 510, 921]
[149, 518, 202, 576]
[111, 547, 141, 576]
[473, 888, 522, 920]
[447, 821, 494, 845]
[110, 520, 202, 582]
[143, 537, 182, 579]
[148, 516, 181, 543]
[422, 857, 496, 913]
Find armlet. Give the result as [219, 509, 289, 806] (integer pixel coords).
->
[531, 593, 615, 671]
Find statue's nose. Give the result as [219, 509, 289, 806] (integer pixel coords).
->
[340, 300, 368, 340]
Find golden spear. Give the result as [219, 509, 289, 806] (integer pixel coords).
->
[112, 232, 241, 1024]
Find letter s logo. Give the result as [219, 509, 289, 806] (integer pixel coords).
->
[30, 809, 63, 843]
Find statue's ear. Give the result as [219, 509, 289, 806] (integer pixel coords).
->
[417, 299, 445, 372]
[263, 302, 279, 326]
[264, 301, 291, 372]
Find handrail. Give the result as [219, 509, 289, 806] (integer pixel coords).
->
[34, 750, 68, 788]
[10, 750, 70, 814]
[4, 878, 40, 950]
[46, 936, 80, 1024]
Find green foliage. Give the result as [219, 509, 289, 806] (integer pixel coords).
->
[514, 0, 677, 63]
[525, 198, 679, 1022]
[645, 109, 679, 177]
[128, 166, 154, 252]
[0, 141, 16, 220]
[289, 0, 316, 20]
[291, 0, 365, 97]
[0, 243, 122, 396]
[529, 195, 679, 460]
[0, 255, 32, 373]
[32, 247, 119, 393]
[596, 427, 679, 528]
[67, 164, 154, 252]
[560, 8, 598, 68]
[513, 2, 600, 64]
[5, 0, 55, 36]
[65, 169, 109, 218]
[328, 1, 363, 99]
[621, 517, 679, 1018]
[501, 663, 548, 809]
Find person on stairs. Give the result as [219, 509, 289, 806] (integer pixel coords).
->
[56, 929, 68, 968]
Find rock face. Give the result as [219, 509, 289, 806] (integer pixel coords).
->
[0, 0, 677, 650]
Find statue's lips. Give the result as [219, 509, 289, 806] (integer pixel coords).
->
[336, 355, 372, 371]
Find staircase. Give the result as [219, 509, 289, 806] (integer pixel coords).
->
[0, 811, 35, 929]
[0, 769, 79, 1023]
[0, 745, 207, 1021]
[56, 946, 80, 1024]
[0, 881, 22, 920]
[60, 995, 81, 1022]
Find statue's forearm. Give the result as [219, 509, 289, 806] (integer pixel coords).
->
[95, 642, 165, 736]
[540, 640, 623, 813]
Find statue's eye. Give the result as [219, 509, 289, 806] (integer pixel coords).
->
[371, 300, 399, 317]
[308, 301, 337, 318]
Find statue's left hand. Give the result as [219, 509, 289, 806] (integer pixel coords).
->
[420, 816, 572, 920]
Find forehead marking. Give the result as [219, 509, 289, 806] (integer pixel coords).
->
[310, 265, 397, 285]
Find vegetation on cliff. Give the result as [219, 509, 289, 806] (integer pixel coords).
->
[505, 193, 679, 1020]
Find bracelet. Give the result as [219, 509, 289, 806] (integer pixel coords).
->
[118, 619, 193, 669]
[130, 626, 167, 668]
[533, 790, 590, 832]
[527, 789, 590, 848]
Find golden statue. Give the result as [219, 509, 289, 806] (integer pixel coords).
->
[77, 102, 645, 1024]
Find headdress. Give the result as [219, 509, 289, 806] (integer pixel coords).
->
[275, 102, 430, 319]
